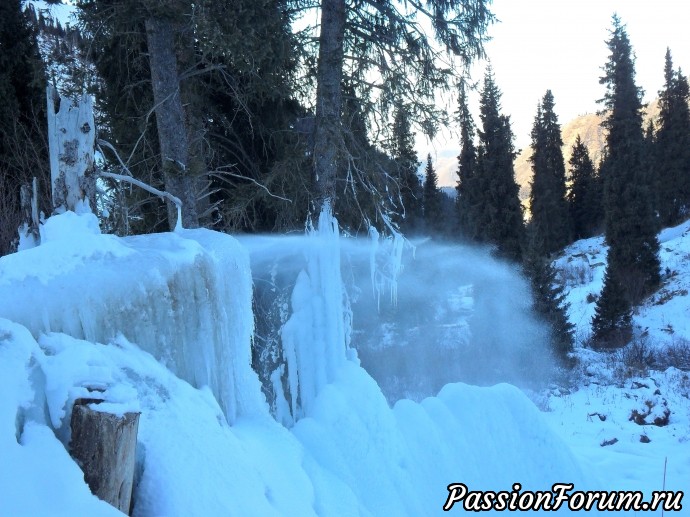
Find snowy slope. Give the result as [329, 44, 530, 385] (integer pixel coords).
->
[0, 211, 618, 516]
[554, 218, 690, 347]
[544, 220, 690, 515]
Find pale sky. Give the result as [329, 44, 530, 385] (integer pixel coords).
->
[425, 0, 690, 186]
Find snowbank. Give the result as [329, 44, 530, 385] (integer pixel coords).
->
[1, 318, 601, 516]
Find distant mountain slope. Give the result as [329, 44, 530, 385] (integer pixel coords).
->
[515, 100, 661, 203]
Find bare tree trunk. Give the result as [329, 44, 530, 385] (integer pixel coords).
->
[145, 16, 199, 229]
[47, 85, 96, 213]
[313, 0, 346, 208]
[18, 177, 40, 247]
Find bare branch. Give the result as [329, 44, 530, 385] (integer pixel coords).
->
[210, 167, 293, 204]
[97, 140, 184, 230]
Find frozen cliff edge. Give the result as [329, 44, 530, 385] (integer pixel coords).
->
[0, 211, 262, 423]
[0, 211, 611, 515]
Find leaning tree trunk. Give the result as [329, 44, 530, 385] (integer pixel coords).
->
[313, 0, 346, 208]
[46, 85, 96, 213]
[145, 16, 199, 230]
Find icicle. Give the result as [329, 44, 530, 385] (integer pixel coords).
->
[367, 216, 406, 310]
[280, 203, 350, 417]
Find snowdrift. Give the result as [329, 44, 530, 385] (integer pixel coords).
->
[0, 212, 609, 515]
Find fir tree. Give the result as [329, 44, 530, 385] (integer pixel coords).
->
[423, 154, 443, 234]
[528, 90, 570, 256]
[475, 67, 525, 261]
[455, 79, 479, 239]
[390, 103, 423, 233]
[655, 48, 690, 226]
[567, 136, 602, 240]
[592, 15, 661, 347]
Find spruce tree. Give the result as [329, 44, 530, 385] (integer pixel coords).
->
[592, 15, 661, 347]
[475, 67, 525, 261]
[423, 154, 443, 234]
[528, 90, 570, 256]
[390, 103, 423, 233]
[567, 136, 602, 240]
[655, 48, 690, 226]
[455, 79, 479, 239]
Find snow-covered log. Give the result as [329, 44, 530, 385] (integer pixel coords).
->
[70, 396, 140, 514]
[47, 85, 96, 213]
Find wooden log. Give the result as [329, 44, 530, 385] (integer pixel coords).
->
[47, 85, 96, 213]
[70, 397, 140, 515]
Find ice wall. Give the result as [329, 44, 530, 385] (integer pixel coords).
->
[280, 207, 351, 418]
[0, 211, 262, 423]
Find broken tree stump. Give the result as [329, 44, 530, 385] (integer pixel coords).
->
[70, 398, 140, 514]
[47, 84, 97, 213]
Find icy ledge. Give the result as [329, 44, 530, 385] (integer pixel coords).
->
[0, 211, 263, 423]
[0, 212, 611, 515]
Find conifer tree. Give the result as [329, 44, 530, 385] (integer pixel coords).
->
[592, 15, 661, 347]
[475, 67, 525, 261]
[591, 267, 633, 347]
[523, 246, 574, 363]
[310, 0, 492, 220]
[528, 90, 570, 256]
[455, 79, 479, 239]
[567, 136, 602, 240]
[78, 0, 304, 233]
[423, 154, 443, 234]
[0, 0, 49, 255]
[643, 119, 658, 213]
[655, 48, 690, 226]
[390, 103, 422, 233]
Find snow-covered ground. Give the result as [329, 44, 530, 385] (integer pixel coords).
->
[1, 211, 688, 515]
[544, 220, 690, 514]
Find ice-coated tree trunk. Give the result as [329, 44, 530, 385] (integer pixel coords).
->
[18, 177, 40, 248]
[70, 397, 140, 514]
[145, 16, 199, 229]
[47, 85, 96, 213]
[313, 0, 346, 207]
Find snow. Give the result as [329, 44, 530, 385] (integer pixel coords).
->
[1, 209, 687, 515]
[546, 218, 690, 515]
[0, 320, 122, 517]
[543, 366, 690, 511]
[0, 318, 600, 516]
